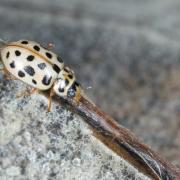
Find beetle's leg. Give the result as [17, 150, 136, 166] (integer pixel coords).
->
[16, 87, 38, 98]
[43, 43, 55, 50]
[5, 73, 18, 80]
[0, 68, 17, 80]
[0, 67, 4, 71]
[0, 67, 18, 80]
[5, 75, 18, 80]
[47, 88, 54, 112]
[0, 67, 6, 73]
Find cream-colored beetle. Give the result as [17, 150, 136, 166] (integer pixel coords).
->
[0, 40, 81, 110]
[1, 40, 64, 89]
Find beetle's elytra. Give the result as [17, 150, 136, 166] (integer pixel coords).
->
[0, 40, 81, 110]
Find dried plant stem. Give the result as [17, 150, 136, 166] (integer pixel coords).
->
[45, 91, 180, 180]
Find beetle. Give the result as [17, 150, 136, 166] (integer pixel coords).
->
[0, 40, 81, 111]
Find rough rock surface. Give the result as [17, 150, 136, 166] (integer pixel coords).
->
[0, 0, 180, 179]
[0, 79, 149, 180]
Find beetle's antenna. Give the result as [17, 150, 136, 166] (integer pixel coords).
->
[0, 39, 8, 53]
[0, 39, 7, 50]
[0, 38, 7, 45]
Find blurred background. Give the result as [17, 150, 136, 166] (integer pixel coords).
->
[0, 0, 180, 167]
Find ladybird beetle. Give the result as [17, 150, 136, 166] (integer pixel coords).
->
[0, 40, 81, 111]
[0, 40, 64, 90]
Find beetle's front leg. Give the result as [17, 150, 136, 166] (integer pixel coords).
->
[47, 87, 55, 112]
[0, 67, 17, 80]
[16, 87, 39, 98]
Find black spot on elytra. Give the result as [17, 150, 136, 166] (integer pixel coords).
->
[24, 66, 35, 76]
[21, 41, 28, 44]
[42, 75, 52, 85]
[64, 68, 69, 73]
[32, 79, 37, 84]
[38, 63, 46, 70]
[15, 50, 21, 56]
[57, 56, 63, 63]
[71, 82, 77, 91]
[65, 79, 69, 86]
[6, 52, 10, 58]
[52, 64, 60, 73]
[18, 70, 25, 77]
[10, 61, 15, 68]
[27, 55, 34, 61]
[33, 45, 40, 51]
[68, 74, 73, 79]
[58, 87, 64, 93]
[46, 52, 52, 59]
[75, 82, 80, 87]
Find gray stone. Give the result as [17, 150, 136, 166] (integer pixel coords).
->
[0, 80, 148, 179]
[5, 166, 20, 176]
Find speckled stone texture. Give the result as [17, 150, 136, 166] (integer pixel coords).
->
[0, 0, 180, 179]
[0, 79, 149, 180]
